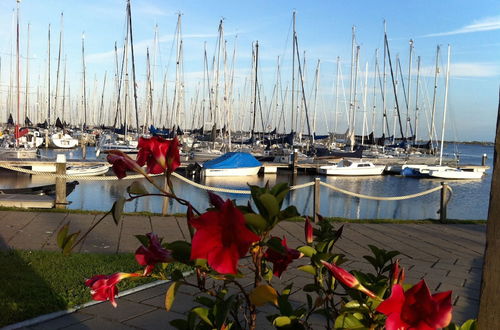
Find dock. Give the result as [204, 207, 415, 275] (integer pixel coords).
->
[0, 194, 54, 208]
[0, 210, 485, 328]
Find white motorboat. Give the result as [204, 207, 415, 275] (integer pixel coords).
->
[317, 159, 385, 176]
[66, 164, 110, 176]
[96, 134, 138, 157]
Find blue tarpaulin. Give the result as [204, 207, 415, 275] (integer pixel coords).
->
[203, 152, 261, 169]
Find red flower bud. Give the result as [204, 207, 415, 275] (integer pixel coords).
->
[107, 150, 145, 179]
[321, 260, 377, 299]
[304, 217, 313, 244]
[135, 233, 174, 276]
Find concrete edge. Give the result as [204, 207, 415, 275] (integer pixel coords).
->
[2, 270, 193, 330]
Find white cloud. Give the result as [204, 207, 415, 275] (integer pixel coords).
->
[419, 62, 500, 78]
[421, 16, 500, 37]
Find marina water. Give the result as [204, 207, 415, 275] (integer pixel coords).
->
[0, 143, 492, 220]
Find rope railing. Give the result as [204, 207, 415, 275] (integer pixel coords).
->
[0, 163, 448, 204]
[319, 181, 444, 201]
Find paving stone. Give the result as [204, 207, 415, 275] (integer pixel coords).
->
[28, 312, 94, 329]
[150, 215, 186, 241]
[124, 308, 186, 329]
[118, 215, 154, 253]
[1, 211, 38, 244]
[79, 298, 156, 322]
[62, 315, 138, 330]
[121, 283, 168, 303]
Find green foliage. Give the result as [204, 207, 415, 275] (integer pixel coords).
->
[0, 250, 191, 327]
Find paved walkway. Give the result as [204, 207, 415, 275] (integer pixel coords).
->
[0, 211, 486, 329]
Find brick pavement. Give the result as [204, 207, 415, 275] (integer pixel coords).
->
[0, 211, 486, 329]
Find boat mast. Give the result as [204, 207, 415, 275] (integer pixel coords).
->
[430, 45, 440, 150]
[405, 39, 413, 139]
[24, 23, 29, 124]
[81, 32, 87, 127]
[291, 11, 296, 134]
[47, 24, 51, 127]
[382, 21, 388, 139]
[251, 41, 258, 143]
[334, 56, 340, 134]
[361, 62, 369, 146]
[414, 56, 421, 143]
[439, 45, 451, 166]
[15, 0, 20, 145]
[126, 0, 139, 133]
[54, 13, 63, 125]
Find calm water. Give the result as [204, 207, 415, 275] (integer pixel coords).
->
[0, 143, 493, 220]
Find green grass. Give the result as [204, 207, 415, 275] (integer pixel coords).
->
[0, 250, 192, 327]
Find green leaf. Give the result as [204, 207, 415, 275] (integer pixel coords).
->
[62, 232, 80, 256]
[266, 237, 286, 254]
[165, 241, 192, 263]
[165, 281, 181, 311]
[277, 295, 293, 315]
[244, 213, 268, 232]
[191, 307, 213, 326]
[214, 294, 237, 328]
[273, 316, 292, 327]
[460, 319, 477, 330]
[170, 269, 185, 281]
[127, 181, 149, 195]
[56, 223, 69, 249]
[111, 196, 126, 225]
[278, 205, 300, 220]
[134, 234, 149, 247]
[169, 319, 189, 330]
[303, 283, 319, 292]
[250, 285, 278, 306]
[260, 193, 280, 218]
[195, 296, 215, 308]
[334, 313, 365, 329]
[297, 246, 317, 257]
[298, 265, 316, 275]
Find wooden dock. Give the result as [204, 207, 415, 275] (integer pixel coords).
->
[0, 194, 54, 208]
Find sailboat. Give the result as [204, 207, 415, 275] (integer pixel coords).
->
[0, 0, 37, 159]
[422, 46, 483, 180]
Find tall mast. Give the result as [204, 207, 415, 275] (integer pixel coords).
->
[24, 22, 29, 123]
[439, 45, 451, 166]
[62, 55, 67, 123]
[361, 62, 369, 146]
[382, 20, 388, 138]
[334, 56, 340, 134]
[15, 0, 20, 144]
[312, 59, 320, 140]
[47, 24, 51, 126]
[430, 45, 440, 149]
[251, 41, 258, 142]
[414, 56, 421, 143]
[127, 0, 140, 133]
[348, 26, 356, 131]
[405, 39, 413, 138]
[81, 32, 87, 127]
[54, 13, 63, 124]
[291, 11, 296, 134]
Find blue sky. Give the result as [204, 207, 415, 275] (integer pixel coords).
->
[0, 0, 499, 141]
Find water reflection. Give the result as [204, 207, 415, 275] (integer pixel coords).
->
[0, 144, 493, 220]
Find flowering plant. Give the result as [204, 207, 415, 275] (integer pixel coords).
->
[57, 136, 477, 329]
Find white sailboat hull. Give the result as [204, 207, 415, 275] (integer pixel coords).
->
[317, 160, 385, 176]
[202, 166, 261, 177]
[427, 168, 483, 180]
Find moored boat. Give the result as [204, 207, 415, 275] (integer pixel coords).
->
[317, 159, 385, 176]
[201, 152, 261, 177]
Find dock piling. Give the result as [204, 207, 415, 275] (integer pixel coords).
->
[55, 154, 68, 208]
[439, 182, 448, 223]
[313, 177, 321, 222]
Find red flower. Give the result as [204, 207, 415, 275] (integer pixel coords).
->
[321, 260, 377, 299]
[189, 199, 260, 274]
[85, 272, 140, 307]
[135, 233, 174, 276]
[264, 236, 301, 277]
[391, 259, 405, 286]
[106, 150, 145, 179]
[376, 280, 452, 330]
[304, 217, 313, 244]
[136, 136, 180, 175]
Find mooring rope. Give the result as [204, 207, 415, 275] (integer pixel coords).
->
[0, 163, 447, 201]
[319, 181, 443, 201]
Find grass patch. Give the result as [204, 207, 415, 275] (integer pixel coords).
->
[0, 250, 192, 327]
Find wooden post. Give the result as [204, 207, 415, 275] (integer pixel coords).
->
[44, 130, 49, 148]
[162, 174, 170, 216]
[291, 149, 298, 174]
[55, 154, 67, 208]
[313, 177, 321, 222]
[482, 153, 487, 166]
[439, 182, 448, 223]
[81, 137, 87, 160]
[478, 89, 500, 327]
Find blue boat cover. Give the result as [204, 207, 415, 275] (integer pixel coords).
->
[203, 152, 261, 169]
